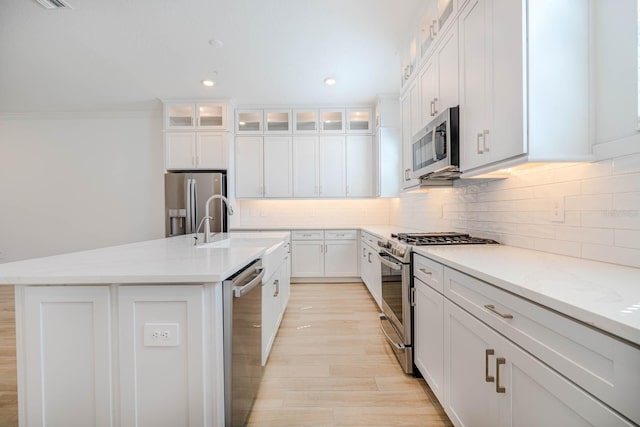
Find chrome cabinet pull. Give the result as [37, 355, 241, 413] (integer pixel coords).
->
[430, 100, 435, 117]
[477, 133, 484, 154]
[368, 252, 372, 263]
[485, 349, 495, 382]
[419, 268, 432, 275]
[405, 168, 411, 181]
[363, 248, 367, 257]
[484, 304, 513, 319]
[411, 287, 416, 307]
[433, 98, 438, 115]
[432, 19, 438, 38]
[274, 279, 279, 297]
[496, 357, 506, 393]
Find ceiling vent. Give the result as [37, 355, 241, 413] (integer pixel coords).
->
[35, 0, 73, 9]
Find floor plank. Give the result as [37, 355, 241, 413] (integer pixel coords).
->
[0, 286, 17, 427]
[247, 282, 453, 427]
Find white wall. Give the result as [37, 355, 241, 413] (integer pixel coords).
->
[0, 111, 165, 262]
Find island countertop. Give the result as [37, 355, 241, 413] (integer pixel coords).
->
[0, 232, 290, 285]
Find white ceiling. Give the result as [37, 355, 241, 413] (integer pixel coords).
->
[0, 0, 423, 113]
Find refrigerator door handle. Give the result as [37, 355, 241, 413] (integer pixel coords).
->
[192, 178, 198, 233]
[186, 178, 193, 234]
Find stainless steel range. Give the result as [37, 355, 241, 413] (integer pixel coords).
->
[377, 232, 498, 374]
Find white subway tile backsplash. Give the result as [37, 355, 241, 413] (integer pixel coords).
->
[532, 237, 582, 258]
[565, 194, 613, 211]
[554, 226, 614, 245]
[581, 211, 640, 230]
[614, 230, 640, 249]
[582, 244, 640, 268]
[612, 152, 640, 175]
[613, 192, 640, 211]
[581, 174, 640, 195]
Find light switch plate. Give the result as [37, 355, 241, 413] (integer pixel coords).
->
[143, 323, 180, 347]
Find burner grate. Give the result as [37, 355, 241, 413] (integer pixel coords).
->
[392, 232, 498, 246]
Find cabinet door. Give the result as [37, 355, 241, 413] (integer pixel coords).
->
[292, 137, 319, 197]
[265, 109, 292, 134]
[196, 132, 227, 169]
[293, 109, 319, 133]
[365, 245, 382, 307]
[401, 94, 420, 188]
[118, 285, 205, 427]
[414, 278, 445, 402]
[235, 137, 264, 198]
[165, 132, 196, 169]
[197, 103, 226, 130]
[444, 298, 499, 427]
[236, 110, 263, 134]
[360, 242, 370, 287]
[318, 136, 346, 197]
[165, 103, 195, 129]
[20, 286, 113, 427]
[420, 58, 438, 126]
[291, 241, 324, 277]
[346, 108, 372, 134]
[263, 137, 293, 197]
[436, 22, 459, 114]
[325, 240, 359, 277]
[459, 0, 490, 171]
[409, 81, 422, 138]
[262, 269, 280, 365]
[320, 109, 345, 133]
[345, 135, 374, 197]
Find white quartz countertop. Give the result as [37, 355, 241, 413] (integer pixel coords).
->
[413, 244, 640, 346]
[0, 231, 290, 285]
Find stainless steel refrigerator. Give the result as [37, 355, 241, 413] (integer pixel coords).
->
[164, 172, 228, 237]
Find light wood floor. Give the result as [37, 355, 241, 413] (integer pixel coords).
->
[247, 283, 453, 427]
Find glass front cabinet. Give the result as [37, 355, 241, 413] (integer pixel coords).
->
[164, 102, 227, 130]
[293, 110, 319, 133]
[236, 110, 264, 134]
[265, 110, 292, 133]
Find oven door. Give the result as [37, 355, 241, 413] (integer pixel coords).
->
[379, 252, 411, 344]
[378, 252, 413, 374]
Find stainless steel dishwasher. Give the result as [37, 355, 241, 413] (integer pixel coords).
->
[223, 258, 265, 427]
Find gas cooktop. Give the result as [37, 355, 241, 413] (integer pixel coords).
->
[391, 232, 499, 246]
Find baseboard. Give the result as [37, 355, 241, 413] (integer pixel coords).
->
[291, 277, 363, 284]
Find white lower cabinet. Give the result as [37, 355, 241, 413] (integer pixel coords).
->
[118, 285, 207, 427]
[262, 253, 291, 365]
[19, 286, 113, 427]
[414, 278, 444, 403]
[291, 230, 359, 279]
[17, 283, 225, 427]
[360, 234, 381, 307]
[444, 300, 632, 427]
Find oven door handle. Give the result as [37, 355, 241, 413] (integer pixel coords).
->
[379, 256, 403, 271]
[379, 314, 406, 350]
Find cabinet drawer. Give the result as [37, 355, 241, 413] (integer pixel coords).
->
[361, 231, 379, 247]
[413, 253, 444, 293]
[444, 267, 640, 424]
[291, 230, 324, 240]
[325, 229, 357, 240]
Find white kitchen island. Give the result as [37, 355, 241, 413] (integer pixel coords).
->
[0, 231, 290, 427]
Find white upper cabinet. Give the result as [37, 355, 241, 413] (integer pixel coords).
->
[292, 137, 319, 197]
[420, 0, 459, 61]
[263, 137, 293, 197]
[165, 132, 196, 170]
[458, 0, 592, 174]
[346, 108, 373, 134]
[345, 135, 374, 197]
[420, 21, 459, 128]
[236, 110, 263, 134]
[165, 132, 228, 170]
[401, 92, 420, 189]
[320, 109, 345, 133]
[318, 136, 346, 197]
[164, 102, 228, 131]
[264, 110, 292, 134]
[293, 110, 319, 133]
[235, 136, 264, 198]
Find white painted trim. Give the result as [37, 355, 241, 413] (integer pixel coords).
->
[14, 286, 26, 427]
[0, 109, 161, 120]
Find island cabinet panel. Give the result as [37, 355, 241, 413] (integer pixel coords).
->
[19, 286, 113, 427]
[118, 285, 206, 427]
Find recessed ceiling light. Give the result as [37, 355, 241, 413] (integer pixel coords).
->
[324, 77, 336, 86]
[202, 80, 215, 87]
[209, 39, 224, 48]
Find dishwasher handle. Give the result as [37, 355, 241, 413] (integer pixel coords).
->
[233, 267, 265, 298]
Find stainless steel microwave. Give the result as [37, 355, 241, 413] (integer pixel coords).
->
[411, 106, 460, 180]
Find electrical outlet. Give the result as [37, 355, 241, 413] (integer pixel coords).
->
[144, 323, 180, 347]
[551, 197, 565, 223]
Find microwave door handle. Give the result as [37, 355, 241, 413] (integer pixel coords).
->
[431, 128, 438, 161]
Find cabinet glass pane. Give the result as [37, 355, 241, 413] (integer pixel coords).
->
[238, 112, 262, 132]
[266, 111, 290, 132]
[168, 105, 194, 127]
[199, 105, 223, 127]
[322, 111, 343, 131]
[349, 110, 370, 131]
[295, 111, 317, 131]
[438, 0, 454, 29]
